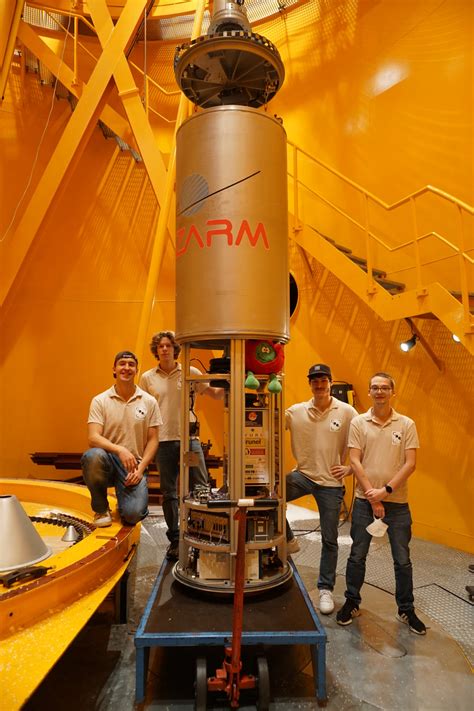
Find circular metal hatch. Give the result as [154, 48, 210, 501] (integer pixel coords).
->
[174, 31, 285, 108]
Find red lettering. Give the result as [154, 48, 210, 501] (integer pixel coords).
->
[206, 219, 233, 247]
[235, 220, 269, 249]
[176, 220, 270, 257]
[176, 224, 205, 258]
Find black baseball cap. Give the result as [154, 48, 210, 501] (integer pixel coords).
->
[308, 363, 332, 380]
[114, 350, 138, 366]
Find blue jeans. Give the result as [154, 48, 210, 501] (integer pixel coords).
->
[286, 470, 344, 591]
[344, 498, 414, 611]
[81, 448, 148, 525]
[158, 439, 208, 543]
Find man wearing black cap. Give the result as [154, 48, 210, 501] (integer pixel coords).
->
[81, 351, 162, 527]
[285, 363, 357, 614]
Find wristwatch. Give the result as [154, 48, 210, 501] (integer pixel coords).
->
[385, 484, 393, 494]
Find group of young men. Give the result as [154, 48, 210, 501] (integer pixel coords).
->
[285, 363, 426, 635]
[81, 334, 426, 636]
[81, 331, 221, 562]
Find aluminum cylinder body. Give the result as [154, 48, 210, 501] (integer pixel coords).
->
[176, 106, 289, 343]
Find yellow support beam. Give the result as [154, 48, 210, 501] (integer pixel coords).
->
[0, 0, 147, 309]
[17, 20, 135, 146]
[0, 0, 25, 100]
[134, 0, 207, 364]
[88, 0, 168, 207]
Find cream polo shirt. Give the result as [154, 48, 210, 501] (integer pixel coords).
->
[87, 385, 162, 461]
[139, 364, 208, 442]
[285, 397, 358, 486]
[348, 408, 419, 504]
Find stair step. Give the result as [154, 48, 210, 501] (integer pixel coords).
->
[321, 233, 352, 254]
[450, 290, 474, 302]
[335, 243, 352, 254]
[376, 277, 406, 294]
[314, 227, 407, 294]
[350, 258, 387, 279]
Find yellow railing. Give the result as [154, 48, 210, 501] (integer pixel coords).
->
[288, 141, 474, 331]
[26, 8, 181, 122]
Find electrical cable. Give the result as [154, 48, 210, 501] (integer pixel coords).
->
[190, 357, 210, 373]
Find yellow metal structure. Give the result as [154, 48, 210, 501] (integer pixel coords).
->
[0, 1, 25, 100]
[288, 141, 474, 353]
[134, 0, 206, 366]
[17, 20, 134, 144]
[0, 478, 140, 709]
[0, 0, 171, 308]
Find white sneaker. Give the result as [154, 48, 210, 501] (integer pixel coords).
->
[319, 589, 334, 614]
[287, 537, 300, 554]
[94, 510, 112, 527]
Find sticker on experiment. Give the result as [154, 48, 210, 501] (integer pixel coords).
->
[392, 431, 402, 445]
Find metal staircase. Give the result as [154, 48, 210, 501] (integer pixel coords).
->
[287, 141, 474, 355]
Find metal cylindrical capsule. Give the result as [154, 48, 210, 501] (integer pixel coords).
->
[175, 106, 289, 343]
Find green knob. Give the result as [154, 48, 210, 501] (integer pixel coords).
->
[245, 371, 259, 389]
[268, 373, 282, 393]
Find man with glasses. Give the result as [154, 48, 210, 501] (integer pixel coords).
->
[337, 372, 426, 634]
[285, 363, 358, 614]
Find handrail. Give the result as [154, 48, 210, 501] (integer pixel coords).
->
[288, 141, 473, 334]
[287, 141, 474, 215]
[128, 60, 181, 97]
[296, 179, 473, 261]
[27, 8, 180, 112]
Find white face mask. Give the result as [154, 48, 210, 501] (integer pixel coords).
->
[366, 517, 388, 537]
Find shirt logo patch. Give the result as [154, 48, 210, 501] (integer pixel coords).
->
[330, 419, 342, 432]
[135, 405, 147, 420]
[392, 431, 402, 445]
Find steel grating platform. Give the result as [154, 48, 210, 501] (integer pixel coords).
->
[287, 505, 474, 666]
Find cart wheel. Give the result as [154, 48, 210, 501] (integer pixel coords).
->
[195, 657, 207, 711]
[256, 655, 270, 711]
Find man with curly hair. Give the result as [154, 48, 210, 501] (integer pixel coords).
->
[139, 331, 223, 560]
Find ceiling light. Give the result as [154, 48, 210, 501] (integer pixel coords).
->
[452, 334, 461, 343]
[400, 334, 418, 352]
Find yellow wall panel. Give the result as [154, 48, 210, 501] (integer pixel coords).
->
[271, 0, 473, 296]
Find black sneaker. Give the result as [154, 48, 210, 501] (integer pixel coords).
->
[396, 609, 426, 635]
[166, 541, 179, 561]
[336, 599, 360, 626]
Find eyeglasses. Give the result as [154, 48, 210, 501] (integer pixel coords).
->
[370, 386, 392, 392]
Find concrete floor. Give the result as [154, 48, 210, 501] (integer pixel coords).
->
[24, 505, 474, 710]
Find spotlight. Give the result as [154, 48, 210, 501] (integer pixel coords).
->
[452, 333, 461, 343]
[400, 334, 418, 352]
